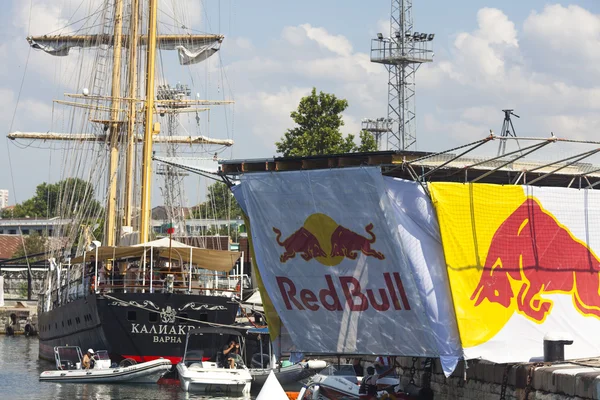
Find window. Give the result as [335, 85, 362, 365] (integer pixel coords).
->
[8, 230, 16, 235]
[22, 229, 29, 235]
[36, 230, 42, 235]
[127, 311, 137, 321]
[75, 317, 81, 324]
[148, 312, 158, 323]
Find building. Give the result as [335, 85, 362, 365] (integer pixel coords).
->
[0, 218, 72, 236]
[0, 190, 8, 209]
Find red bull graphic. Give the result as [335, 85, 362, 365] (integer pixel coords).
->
[471, 197, 600, 323]
[276, 272, 411, 312]
[273, 227, 327, 263]
[330, 223, 384, 260]
[273, 214, 385, 265]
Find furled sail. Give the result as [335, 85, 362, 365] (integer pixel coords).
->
[27, 34, 223, 65]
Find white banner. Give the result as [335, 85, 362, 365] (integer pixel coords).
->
[239, 168, 461, 374]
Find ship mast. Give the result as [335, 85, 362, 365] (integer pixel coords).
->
[9, 0, 235, 249]
[105, 0, 125, 247]
[139, 0, 159, 244]
[123, 0, 140, 229]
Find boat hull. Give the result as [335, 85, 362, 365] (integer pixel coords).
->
[39, 359, 172, 384]
[38, 293, 237, 364]
[250, 360, 328, 389]
[176, 363, 252, 394]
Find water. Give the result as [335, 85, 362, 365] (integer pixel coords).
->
[0, 336, 254, 400]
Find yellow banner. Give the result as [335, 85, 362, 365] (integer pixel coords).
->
[429, 183, 527, 348]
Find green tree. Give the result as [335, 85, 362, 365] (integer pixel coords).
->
[192, 182, 243, 220]
[356, 130, 377, 153]
[275, 88, 378, 157]
[13, 232, 47, 262]
[2, 178, 102, 219]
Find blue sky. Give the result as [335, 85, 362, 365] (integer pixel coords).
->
[2, 0, 600, 211]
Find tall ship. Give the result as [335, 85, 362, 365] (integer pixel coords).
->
[8, 0, 243, 363]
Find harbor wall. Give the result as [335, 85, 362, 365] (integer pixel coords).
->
[396, 357, 600, 400]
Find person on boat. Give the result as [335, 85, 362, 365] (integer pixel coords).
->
[223, 340, 243, 369]
[359, 365, 395, 399]
[82, 349, 95, 370]
[353, 357, 364, 376]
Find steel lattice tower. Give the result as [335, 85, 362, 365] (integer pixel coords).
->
[371, 0, 434, 151]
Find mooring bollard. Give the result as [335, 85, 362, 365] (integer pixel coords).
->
[543, 333, 574, 362]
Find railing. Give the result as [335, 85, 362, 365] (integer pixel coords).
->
[43, 270, 252, 312]
[370, 38, 433, 64]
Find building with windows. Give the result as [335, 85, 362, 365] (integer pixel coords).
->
[0, 217, 72, 236]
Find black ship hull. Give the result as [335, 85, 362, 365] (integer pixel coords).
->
[38, 293, 238, 364]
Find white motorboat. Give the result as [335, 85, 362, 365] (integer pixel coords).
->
[299, 364, 362, 399]
[298, 364, 407, 400]
[177, 327, 252, 394]
[246, 327, 327, 389]
[39, 346, 171, 383]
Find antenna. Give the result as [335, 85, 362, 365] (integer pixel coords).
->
[497, 109, 520, 156]
[371, 0, 434, 151]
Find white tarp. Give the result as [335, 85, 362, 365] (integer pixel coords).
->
[237, 167, 461, 375]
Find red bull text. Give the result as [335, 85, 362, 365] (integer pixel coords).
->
[471, 198, 600, 322]
[276, 272, 411, 312]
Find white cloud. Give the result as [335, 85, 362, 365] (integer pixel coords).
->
[298, 24, 353, 57]
[416, 5, 600, 152]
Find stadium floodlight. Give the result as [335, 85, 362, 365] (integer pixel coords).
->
[377, 33, 384, 40]
[420, 33, 427, 40]
[428, 33, 435, 41]
[413, 32, 420, 39]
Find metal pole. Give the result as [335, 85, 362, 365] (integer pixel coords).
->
[27, 264, 32, 301]
[188, 247, 192, 293]
[142, 247, 146, 293]
[82, 252, 86, 296]
[66, 258, 71, 302]
[240, 251, 244, 299]
[150, 246, 153, 293]
[94, 247, 99, 294]
[139, 0, 159, 243]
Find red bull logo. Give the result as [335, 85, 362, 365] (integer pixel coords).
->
[273, 213, 385, 266]
[471, 197, 600, 323]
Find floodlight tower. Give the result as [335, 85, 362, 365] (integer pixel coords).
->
[371, 0, 434, 151]
[361, 118, 393, 150]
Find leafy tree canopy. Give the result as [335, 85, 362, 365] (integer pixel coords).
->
[275, 87, 377, 157]
[191, 182, 243, 220]
[2, 178, 103, 219]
